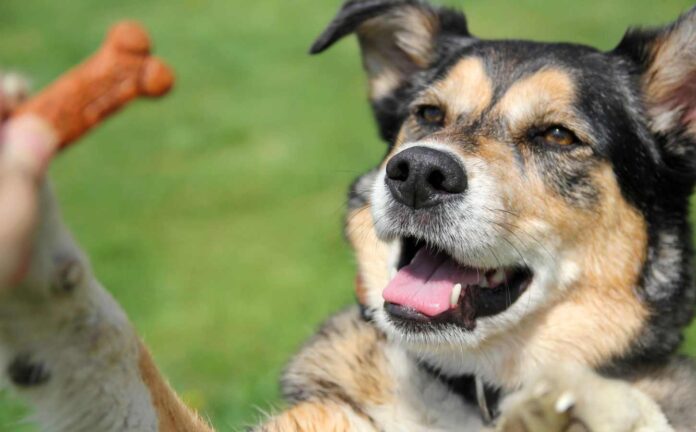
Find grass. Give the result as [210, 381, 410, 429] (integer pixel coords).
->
[0, 0, 693, 430]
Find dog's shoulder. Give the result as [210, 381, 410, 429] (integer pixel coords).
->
[279, 307, 485, 431]
[281, 307, 392, 409]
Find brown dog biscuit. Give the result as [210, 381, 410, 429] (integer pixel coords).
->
[12, 21, 174, 150]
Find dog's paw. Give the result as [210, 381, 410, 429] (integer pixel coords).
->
[495, 377, 586, 432]
[495, 364, 673, 432]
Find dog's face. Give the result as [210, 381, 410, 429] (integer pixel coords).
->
[313, 1, 696, 384]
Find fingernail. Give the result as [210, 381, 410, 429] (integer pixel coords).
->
[1, 73, 29, 109]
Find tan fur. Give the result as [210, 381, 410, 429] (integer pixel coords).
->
[283, 308, 392, 407]
[346, 205, 391, 306]
[360, 5, 439, 100]
[138, 341, 214, 432]
[495, 69, 594, 144]
[391, 6, 439, 68]
[430, 57, 494, 122]
[257, 400, 378, 432]
[385, 57, 494, 156]
[369, 68, 404, 101]
[487, 160, 649, 386]
[643, 16, 696, 136]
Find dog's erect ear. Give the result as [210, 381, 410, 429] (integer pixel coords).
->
[310, 0, 469, 99]
[613, 7, 696, 160]
[311, 0, 470, 142]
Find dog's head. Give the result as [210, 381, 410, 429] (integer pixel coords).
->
[313, 1, 696, 385]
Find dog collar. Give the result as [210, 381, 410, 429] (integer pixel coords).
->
[417, 360, 501, 425]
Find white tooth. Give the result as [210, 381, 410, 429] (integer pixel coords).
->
[478, 277, 489, 288]
[490, 269, 506, 286]
[450, 283, 462, 307]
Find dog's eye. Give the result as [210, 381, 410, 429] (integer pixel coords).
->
[534, 126, 579, 146]
[416, 105, 445, 127]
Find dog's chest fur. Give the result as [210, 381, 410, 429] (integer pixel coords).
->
[281, 307, 488, 431]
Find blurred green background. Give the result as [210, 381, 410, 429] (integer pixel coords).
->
[0, 0, 694, 430]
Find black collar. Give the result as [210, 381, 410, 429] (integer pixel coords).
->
[358, 303, 502, 425]
[417, 361, 501, 425]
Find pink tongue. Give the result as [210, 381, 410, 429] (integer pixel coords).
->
[383, 248, 481, 317]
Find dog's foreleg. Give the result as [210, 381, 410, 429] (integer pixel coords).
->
[0, 182, 212, 432]
[254, 400, 379, 432]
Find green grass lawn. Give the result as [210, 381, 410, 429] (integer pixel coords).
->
[0, 0, 694, 430]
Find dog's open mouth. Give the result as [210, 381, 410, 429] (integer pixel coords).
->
[383, 237, 533, 330]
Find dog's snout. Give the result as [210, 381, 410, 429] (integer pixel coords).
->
[385, 146, 467, 209]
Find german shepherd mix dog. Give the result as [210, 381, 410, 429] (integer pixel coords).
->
[1, 1, 696, 431]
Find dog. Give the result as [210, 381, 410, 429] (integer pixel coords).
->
[1, 1, 695, 431]
[262, 1, 696, 430]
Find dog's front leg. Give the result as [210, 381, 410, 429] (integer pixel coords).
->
[253, 400, 379, 432]
[0, 183, 212, 432]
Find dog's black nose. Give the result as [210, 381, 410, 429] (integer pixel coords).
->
[385, 146, 467, 209]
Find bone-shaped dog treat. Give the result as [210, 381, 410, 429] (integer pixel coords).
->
[12, 21, 174, 150]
